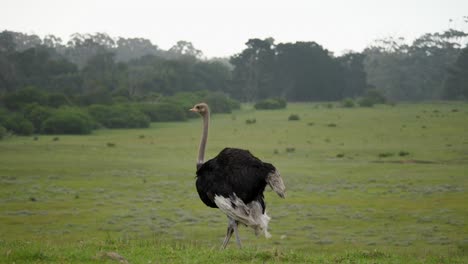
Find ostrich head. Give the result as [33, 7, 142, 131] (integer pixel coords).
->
[190, 103, 209, 116]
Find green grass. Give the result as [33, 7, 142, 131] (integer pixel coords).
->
[1, 102, 467, 263]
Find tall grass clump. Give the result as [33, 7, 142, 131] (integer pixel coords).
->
[254, 98, 287, 110]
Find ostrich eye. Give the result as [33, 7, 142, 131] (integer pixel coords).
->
[196, 106, 201, 109]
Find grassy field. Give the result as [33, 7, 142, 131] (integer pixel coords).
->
[1, 102, 467, 263]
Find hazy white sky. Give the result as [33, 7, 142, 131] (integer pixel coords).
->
[1, 0, 467, 58]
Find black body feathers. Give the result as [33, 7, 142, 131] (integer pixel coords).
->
[196, 148, 276, 213]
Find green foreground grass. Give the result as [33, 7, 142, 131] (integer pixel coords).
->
[1, 102, 467, 263]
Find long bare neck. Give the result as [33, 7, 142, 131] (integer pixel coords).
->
[197, 111, 209, 169]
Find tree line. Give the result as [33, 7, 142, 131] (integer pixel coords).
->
[1, 28, 467, 104]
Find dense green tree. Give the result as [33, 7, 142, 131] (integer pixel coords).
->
[444, 45, 468, 99]
[2, 86, 47, 110]
[81, 51, 119, 93]
[230, 38, 276, 101]
[115, 37, 159, 62]
[22, 103, 53, 132]
[2, 28, 467, 107]
[168, 40, 203, 59]
[0, 32, 18, 94]
[337, 52, 368, 98]
[275, 41, 344, 101]
[364, 29, 468, 101]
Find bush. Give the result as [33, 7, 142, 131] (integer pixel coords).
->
[203, 92, 240, 113]
[22, 103, 53, 132]
[0, 108, 8, 124]
[254, 98, 287, 110]
[288, 114, 300, 121]
[365, 89, 387, 104]
[162, 91, 206, 110]
[88, 104, 150, 128]
[0, 125, 6, 139]
[75, 89, 113, 106]
[140, 103, 186, 122]
[2, 86, 47, 111]
[47, 93, 71, 108]
[2, 113, 34, 135]
[341, 98, 355, 108]
[358, 97, 374, 107]
[245, 118, 256, 124]
[161, 91, 240, 115]
[42, 108, 95, 134]
[399, 151, 410, 157]
[378, 152, 394, 158]
[358, 89, 387, 107]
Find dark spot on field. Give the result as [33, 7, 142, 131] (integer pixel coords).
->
[371, 159, 437, 164]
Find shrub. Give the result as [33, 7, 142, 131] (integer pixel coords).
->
[162, 91, 206, 110]
[254, 98, 287, 110]
[161, 91, 240, 115]
[42, 108, 94, 134]
[47, 93, 71, 108]
[108, 108, 150, 128]
[88, 104, 150, 128]
[358, 97, 374, 107]
[203, 92, 240, 113]
[378, 152, 394, 158]
[245, 118, 256, 124]
[112, 96, 131, 104]
[399, 151, 410, 157]
[341, 98, 355, 108]
[285, 147, 296, 153]
[2, 86, 48, 110]
[0, 125, 6, 139]
[75, 89, 113, 106]
[137, 103, 186, 122]
[2, 113, 34, 135]
[365, 89, 387, 104]
[288, 114, 300, 121]
[22, 103, 53, 132]
[0, 108, 8, 124]
[359, 89, 387, 107]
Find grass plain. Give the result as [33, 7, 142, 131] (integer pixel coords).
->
[0, 102, 467, 263]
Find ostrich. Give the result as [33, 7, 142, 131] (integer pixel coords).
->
[190, 103, 286, 249]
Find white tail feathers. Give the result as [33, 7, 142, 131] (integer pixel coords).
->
[214, 195, 271, 238]
[267, 170, 286, 198]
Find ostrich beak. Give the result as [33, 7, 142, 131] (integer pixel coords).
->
[189, 108, 197, 112]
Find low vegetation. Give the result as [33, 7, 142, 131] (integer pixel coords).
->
[41, 107, 95, 134]
[0, 88, 239, 136]
[0, 102, 467, 263]
[254, 98, 287, 110]
[288, 114, 300, 121]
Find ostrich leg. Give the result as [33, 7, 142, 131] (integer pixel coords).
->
[221, 217, 243, 249]
[221, 218, 234, 249]
[232, 220, 242, 249]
